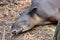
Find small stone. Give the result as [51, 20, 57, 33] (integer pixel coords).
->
[0, 14, 4, 18]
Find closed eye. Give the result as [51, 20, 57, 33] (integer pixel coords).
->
[22, 20, 27, 22]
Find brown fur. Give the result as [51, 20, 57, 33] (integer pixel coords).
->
[47, 16, 58, 23]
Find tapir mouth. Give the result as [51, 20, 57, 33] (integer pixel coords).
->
[12, 29, 22, 36]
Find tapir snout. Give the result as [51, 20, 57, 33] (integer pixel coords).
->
[11, 8, 43, 35]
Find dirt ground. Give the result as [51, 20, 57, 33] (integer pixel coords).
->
[0, 0, 56, 40]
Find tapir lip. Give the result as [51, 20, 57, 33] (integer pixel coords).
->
[12, 28, 23, 36]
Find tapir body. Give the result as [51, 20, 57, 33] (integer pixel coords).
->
[12, 0, 60, 35]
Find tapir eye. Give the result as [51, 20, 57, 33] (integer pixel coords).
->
[28, 24, 30, 26]
[22, 20, 27, 22]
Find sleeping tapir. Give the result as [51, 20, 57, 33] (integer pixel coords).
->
[11, 0, 60, 38]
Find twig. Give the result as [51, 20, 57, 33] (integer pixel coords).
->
[2, 26, 6, 40]
[0, 4, 7, 6]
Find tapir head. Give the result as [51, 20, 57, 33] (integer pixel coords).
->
[11, 8, 43, 35]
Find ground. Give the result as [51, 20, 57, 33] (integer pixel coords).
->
[0, 0, 56, 40]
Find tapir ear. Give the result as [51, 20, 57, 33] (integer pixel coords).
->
[28, 8, 37, 17]
[31, 8, 37, 13]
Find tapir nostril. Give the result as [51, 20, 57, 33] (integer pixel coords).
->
[12, 31, 16, 35]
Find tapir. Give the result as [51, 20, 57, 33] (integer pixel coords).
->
[11, 0, 60, 38]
